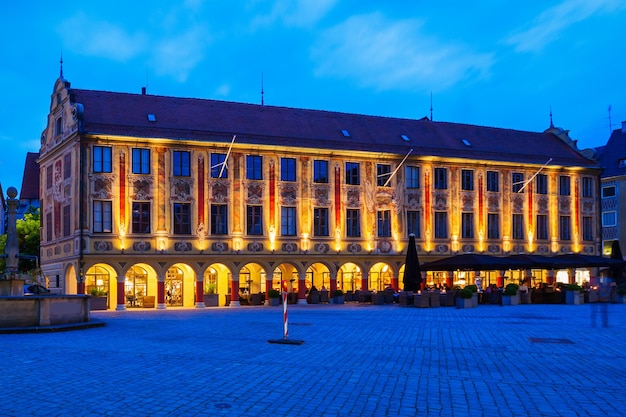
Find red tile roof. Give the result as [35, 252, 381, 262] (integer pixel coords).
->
[70, 88, 598, 168]
[20, 152, 40, 200]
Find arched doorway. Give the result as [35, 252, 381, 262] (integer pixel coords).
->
[125, 266, 149, 308]
[165, 266, 184, 306]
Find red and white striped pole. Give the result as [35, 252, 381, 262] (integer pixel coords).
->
[282, 278, 288, 339]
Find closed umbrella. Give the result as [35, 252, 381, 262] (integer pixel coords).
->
[611, 240, 625, 285]
[403, 234, 422, 292]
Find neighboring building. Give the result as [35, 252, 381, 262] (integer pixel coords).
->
[38, 76, 601, 310]
[598, 121, 626, 255]
[18, 152, 41, 219]
[0, 183, 6, 235]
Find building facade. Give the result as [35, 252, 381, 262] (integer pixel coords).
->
[598, 122, 626, 255]
[38, 76, 601, 309]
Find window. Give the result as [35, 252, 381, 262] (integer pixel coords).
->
[559, 215, 571, 240]
[46, 166, 53, 189]
[93, 200, 112, 233]
[434, 168, 447, 189]
[512, 214, 524, 240]
[281, 158, 296, 182]
[486, 171, 499, 192]
[132, 202, 151, 233]
[211, 153, 228, 178]
[173, 203, 191, 234]
[512, 172, 524, 193]
[583, 216, 593, 241]
[63, 204, 71, 237]
[461, 212, 474, 238]
[173, 151, 190, 177]
[246, 205, 263, 235]
[93, 146, 112, 173]
[281, 206, 296, 236]
[582, 177, 593, 198]
[406, 211, 420, 237]
[461, 170, 474, 191]
[345, 162, 360, 185]
[313, 160, 328, 183]
[405, 166, 420, 189]
[313, 207, 329, 236]
[346, 209, 361, 237]
[46, 212, 52, 241]
[63, 154, 72, 179]
[602, 211, 617, 227]
[246, 155, 263, 180]
[487, 213, 499, 239]
[536, 215, 548, 240]
[602, 186, 616, 198]
[377, 164, 391, 187]
[210, 204, 228, 235]
[132, 148, 150, 174]
[434, 211, 448, 238]
[377, 210, 391, 237]
[559, 175, 570, 196]
[55, 116, 62, 137]
[536, 174, 548, 194]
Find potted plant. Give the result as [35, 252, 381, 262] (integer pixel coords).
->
[268, 289, 281, 306]
[502, 283, 520, 305]
[565, 283, 584, 305]
[616, 284, 626, 303]
[89, 287, 108, 310]
[333, 289, 344, 304]
[204, 283, 219, 307]
[465, 284, 479, 307]
[457, 288, 474, 308]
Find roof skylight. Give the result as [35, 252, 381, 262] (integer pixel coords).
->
[341, 129, 350, 137]
[461, 138, 471, 146]
[401, 134, 410, 142]
[147, 114, 156, 122]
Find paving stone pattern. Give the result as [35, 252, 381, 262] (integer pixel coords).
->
[1, 303, 625, 417]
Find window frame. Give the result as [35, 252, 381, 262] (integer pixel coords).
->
[377, 164, 391, 187]
[173, 150, 191, 177]
[246, 155, 263, 180]
[461, 212, 474, 239]
[132, 148, 151, 175]
[461, 169, 474, 191]
[536, 214, 548, 240]
[173, 202, 192, 235]
[280, 157, 297, 182]
[132, 201, 151, 234]
[406, 210, 420, 237]
[281, 206, 297, 236]
[313, 160, 329, 183]
[405, 166, 420, 189]
[487, 213, 499, 239]
[536, 174, 548, 195]
[210, 204, 228, 235]
[313, 207, 329, 237]
[559, 175, 571, 196]
[246, 205, 263, 235]
[434, 211, 448, 238]
[345, 162, 360, 185]
[486, 171, 499, 192]
[93, 146, 112, 173]
[346, 208, 361, 238]
[377, 210, 392, 237]
[434, 167, 447, 190]
[210, 153, 228, 179]
[512, 213, 524, 240]
[93, 200, 113, 233]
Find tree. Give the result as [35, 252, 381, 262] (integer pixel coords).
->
[0, 207, 41, 273]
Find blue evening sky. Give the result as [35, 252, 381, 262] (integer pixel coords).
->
[1, 0, 625, 191]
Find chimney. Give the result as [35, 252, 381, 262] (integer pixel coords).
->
[622, 120, 626, 133]
[141, 86, 147, 95]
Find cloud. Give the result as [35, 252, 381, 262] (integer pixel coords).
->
[311, 13, 493, 92]
[58, 13, 147, 61]
[251, 0, 337, 28]
[151, 26, 210, 82]
[58, 13, 210, 82]
[506, 0, 626, 52]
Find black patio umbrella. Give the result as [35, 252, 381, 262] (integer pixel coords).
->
[610, 240, 625, 285]
[403, 234, 422, 291]
[551, 253, 626, 268]
[421, 253, 526, 271]
[504, 254, 557, 270]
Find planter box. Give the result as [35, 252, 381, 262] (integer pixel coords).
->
[502, 294, 520, 305]
[89, 296, 108, 310]
[372, 292, 385, 305]
[616, 294, 626, 304]
[471, 293, 478, 307]
[204, 293, 219, 307]
[520, 290, 531, 304]
[457, 297, 474, 308]
[268, 297, 280, 306]
[414, 294, 430, 308]
[333, 296, 344, 304]
[566, 290, 583, 305]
